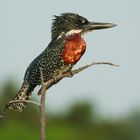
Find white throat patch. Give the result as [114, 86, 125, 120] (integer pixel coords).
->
[57, 29, 82, 40]
[66, 29, 82, 36]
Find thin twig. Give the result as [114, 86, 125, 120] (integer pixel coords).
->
[39, 61, 119, 92]
[92, 62, 119, 67]
[39, 68, 46, 140]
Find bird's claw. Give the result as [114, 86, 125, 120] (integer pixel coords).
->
[69, 71, 73, 78]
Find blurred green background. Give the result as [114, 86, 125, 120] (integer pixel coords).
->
[0, 80, 140, 140]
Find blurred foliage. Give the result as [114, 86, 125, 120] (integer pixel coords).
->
[65, 102, 93, 125]
[0, 80, 140, 140]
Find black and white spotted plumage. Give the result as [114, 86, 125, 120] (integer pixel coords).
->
[6, 36, 72, 112]
[24, 37, 71, 90]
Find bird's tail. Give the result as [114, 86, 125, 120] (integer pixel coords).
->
[4, 82, 32, 112]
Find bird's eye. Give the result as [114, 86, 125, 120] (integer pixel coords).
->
[76, 19, 88, 26]
[82, 20, 86, 24]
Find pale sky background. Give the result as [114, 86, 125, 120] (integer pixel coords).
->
[0, 0, 140, 118]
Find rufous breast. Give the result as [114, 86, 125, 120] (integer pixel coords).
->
[62, 34, 86, 64]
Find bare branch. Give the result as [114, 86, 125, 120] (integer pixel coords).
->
[39, 67, 46, 140]
[91, 62, 119, 67]
[71, 61, 119, 74]
[39, 61, 119, 92]
[37, 61, 118, 140]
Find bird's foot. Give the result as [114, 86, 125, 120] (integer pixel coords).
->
[52, 75, 61, 83]
[68, 71, 73, 78]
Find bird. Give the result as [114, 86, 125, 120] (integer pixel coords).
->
[5, 13, 116, 112]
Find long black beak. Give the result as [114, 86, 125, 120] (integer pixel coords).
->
[84, 22, 117, 31]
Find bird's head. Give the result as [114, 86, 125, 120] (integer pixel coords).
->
[51, 13, 116, 40]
